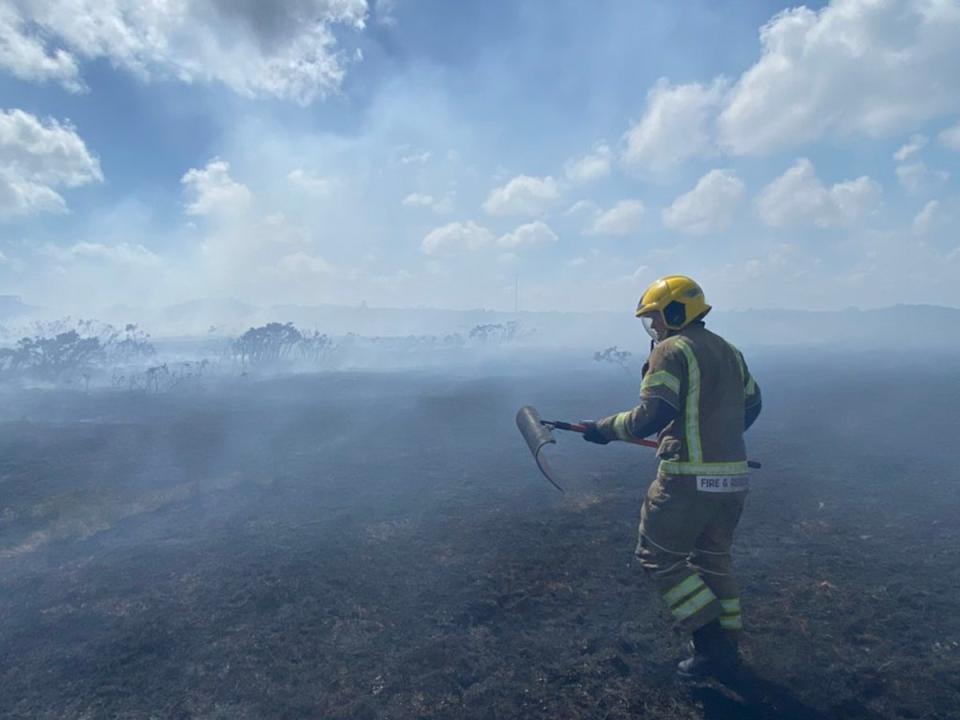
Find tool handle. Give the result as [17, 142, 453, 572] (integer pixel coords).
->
[544, 419, 761, 469]
[545, 419, 657, 448]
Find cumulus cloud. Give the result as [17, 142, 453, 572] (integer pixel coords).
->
[756, 159, 881, 229]
[662, 169, 744, 235]
[894, 134, 928, 163]
[182, 158, 253, 217]
[584, 200, 645, 237]
[402, 193, 435, 207]
[402, 191, 454, 214]
[895, 161, 949, 195]
[564, 199, 599, 217]
[0, 108, 102, 219]
[0, 1, 369, 104]
[622, 78, 724, 173]
[421, 221, 493, 255]
[398, 148, 432, 165]
[482, 175, 559, 217]
[565, 143, 612, 184]
[718, 0, 960, 155]
[941, 121, 960, 150]
[912, 200, 940, 236]
[497, 220, 558, 248]
[0, 4, 82, 90]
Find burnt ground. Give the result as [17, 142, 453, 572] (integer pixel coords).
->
[0, 352, 958, 719]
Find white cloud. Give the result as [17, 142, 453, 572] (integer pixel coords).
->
[756, 159, 881, 229]
[566, 256, 587, 267]
[0, 108, 102, 219]
[0, 4, 82, 90]
[41, 241, 162, 268]
[894, 134, 928, 162]
[0, 1, 369, 104]
[912, 200, 940, 236]
[622, 78, 724, 173]
[182, 158, 252, 217]
[719, 0, 960, 155]
[497, 220, 558, 248]
[288, 169, 332, 195]
[375, 0, 399, 26]
[941, 121, 960, 150]
[584, 200, 645, 237]
[662, 169, 744, 235]
[482, 175, 559, 217]
[402, 193, 435, 207]
[399, 149, 432, 165]
[564, 199, 598, 216]
[895, 161, 949, 195]
[421, 221, 493, 255]
[565, 143, 612, 184]
[402, 191, 453, 214]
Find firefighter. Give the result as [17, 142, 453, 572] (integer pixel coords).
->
[581, 275, 762, 679]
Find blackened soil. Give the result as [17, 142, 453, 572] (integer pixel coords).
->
[0, 358, 958, 719]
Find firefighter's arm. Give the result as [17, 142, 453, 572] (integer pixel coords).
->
[741, 352, 762, 431]
[588, 339, 683, 443]
[745, 383, 762, 431]
[593, 397, 677, 442]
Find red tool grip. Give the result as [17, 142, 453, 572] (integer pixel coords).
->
[544, 419, 761, 469]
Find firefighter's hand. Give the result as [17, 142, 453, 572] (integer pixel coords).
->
[581, 421, 610, 445]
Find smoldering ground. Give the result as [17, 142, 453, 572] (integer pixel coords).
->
[0, 349, 958, 719]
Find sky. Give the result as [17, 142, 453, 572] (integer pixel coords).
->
[1, 0, 959, 315]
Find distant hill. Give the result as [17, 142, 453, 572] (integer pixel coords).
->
[85, 299, 960, 352]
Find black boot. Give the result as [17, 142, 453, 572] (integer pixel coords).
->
[676, 620, 740, 680]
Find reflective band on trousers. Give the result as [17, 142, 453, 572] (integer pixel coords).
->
[673, 337, 702, 463]
[641, 370, 681, 395]
[659, 460, 750, 476]
[720, 598, 741, 613]
[663, 574, 705, 607]
[720, 615, 743, 630]
[672, 586, 716, 621]
[719, 598, 743, 630]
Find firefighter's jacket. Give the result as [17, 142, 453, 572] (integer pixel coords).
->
[597, 323, 761, 476]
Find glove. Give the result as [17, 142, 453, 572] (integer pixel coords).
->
[581, 421, 610, 445]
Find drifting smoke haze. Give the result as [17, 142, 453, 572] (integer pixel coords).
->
[2, 0, 960, 718]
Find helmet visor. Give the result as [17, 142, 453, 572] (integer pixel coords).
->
[641, 315, 658, 341]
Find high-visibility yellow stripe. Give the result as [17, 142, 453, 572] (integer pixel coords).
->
[671, 586, 716, 621]
[719, 614, 743, 630]
[641, 370, 681, 395]
[720, 598, 741, 613]
[612, 411, 633, 441]
[674, 338, 702, 463]
[660, 460, 750, 476]
[662, 574, 705, 608]
[729, 344, 746, 383]
[726, 341, 757, 399]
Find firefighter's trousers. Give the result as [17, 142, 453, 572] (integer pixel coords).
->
[636, 472, 746, 636]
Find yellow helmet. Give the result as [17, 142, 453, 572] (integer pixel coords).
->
[635, 275, 711, 330]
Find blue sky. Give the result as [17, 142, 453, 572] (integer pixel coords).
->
[1, 0, 959, 314]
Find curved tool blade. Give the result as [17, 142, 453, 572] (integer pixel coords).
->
[516, 405, 565, 492]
